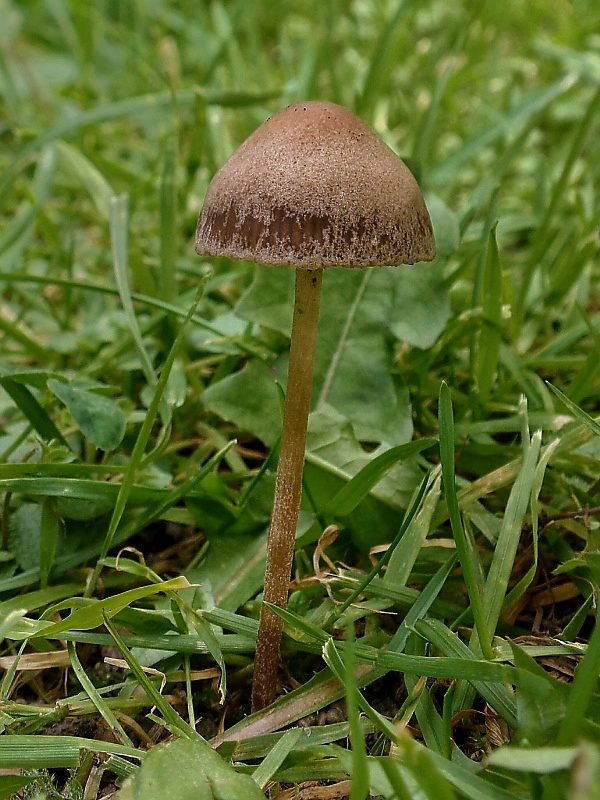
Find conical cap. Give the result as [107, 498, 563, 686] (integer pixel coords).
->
[195, 101, 436, 269]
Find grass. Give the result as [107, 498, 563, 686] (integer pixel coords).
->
[1, 0, 599, 798]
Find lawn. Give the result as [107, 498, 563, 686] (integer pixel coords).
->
[0, 1, 599, 798]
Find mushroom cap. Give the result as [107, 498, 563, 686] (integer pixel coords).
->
[195, 101, 436, 269]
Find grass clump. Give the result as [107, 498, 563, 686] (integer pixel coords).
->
[1, 1, 599, 798]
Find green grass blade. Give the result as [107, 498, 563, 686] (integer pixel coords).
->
[0, 734, 142, 768]
[0, 314, 47, 360]
[387, 553, 458, 653]
[0, 639, 26, 701]
[482, 429, 542, 632]
[515, 84, 600, 328]
[476, 224, 503, 404]
[0, 378, 69, 447]
[430, 75, 575, 182]
[356, 1, 409, 118]
[0, 88, 272, 204]
[116, 440, 235, 540]
[0, 271, 229, 341]
[546, 382, 600, 437]
[182, 603, 227, 704]
[557, 608, 600, 746]
[403, 632, 446, 756]
[323, 437, 438, 517]
[414, 618, 517, 727]
[427, 746, 528, 800]
[38, 498, 60, 588]
[385, 469, 441, 587]
[378, 757, 418, 800]
[438, 382, 492, 659]
[250, 728, 302, 789]
[102, 614, 197, 740]
[160, 142, 178, 306]
[31, 576, 189, 637]
[110, 193, 156, 387]
[565, 327, 600, 405]
[501, 438, 560, 612]
[324, 471, 432, 625]
[55, 140, 115, 219]
[388, 737, 460, 800]
[345, 624, 370, 800]
[0, 775, 38, 799]
[323, 637, 399, 747]
[272, 605, 518, 685]
[87, 283, 206, 592]
[67, 640, 133, 747]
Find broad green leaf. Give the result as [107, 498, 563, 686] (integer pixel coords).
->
[229, 263, 449, 446]
[304, 409, 423, 549]
[487, 745, 577, 774]
[425, 193, 461, 259]
[117, 737, 264, 800]
[9, 501, 63, 578]
[235, 263, 294, 338]
[48, 379, 126, 451]
[202, 357, 283, 448]
[387, 261, 450, 350]
[8, 504, 44, 572]
[203, 385, 424, 550]
[187, 532, 267, 612]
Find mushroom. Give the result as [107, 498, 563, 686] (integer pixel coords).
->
[195, 101, 436, 711]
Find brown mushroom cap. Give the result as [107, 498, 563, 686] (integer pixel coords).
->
[195, 101, 436, 269]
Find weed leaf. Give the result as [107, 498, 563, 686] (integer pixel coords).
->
[48, 379, 126, 451]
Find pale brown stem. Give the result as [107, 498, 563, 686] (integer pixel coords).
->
[251, 267, 323, 712]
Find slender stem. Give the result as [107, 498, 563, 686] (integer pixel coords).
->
[252, 267, 323, 712]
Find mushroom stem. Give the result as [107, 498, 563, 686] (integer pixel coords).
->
[252, 267, 323, 712]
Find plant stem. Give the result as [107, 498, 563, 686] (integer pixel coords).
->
[252, 267, 323, 712]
